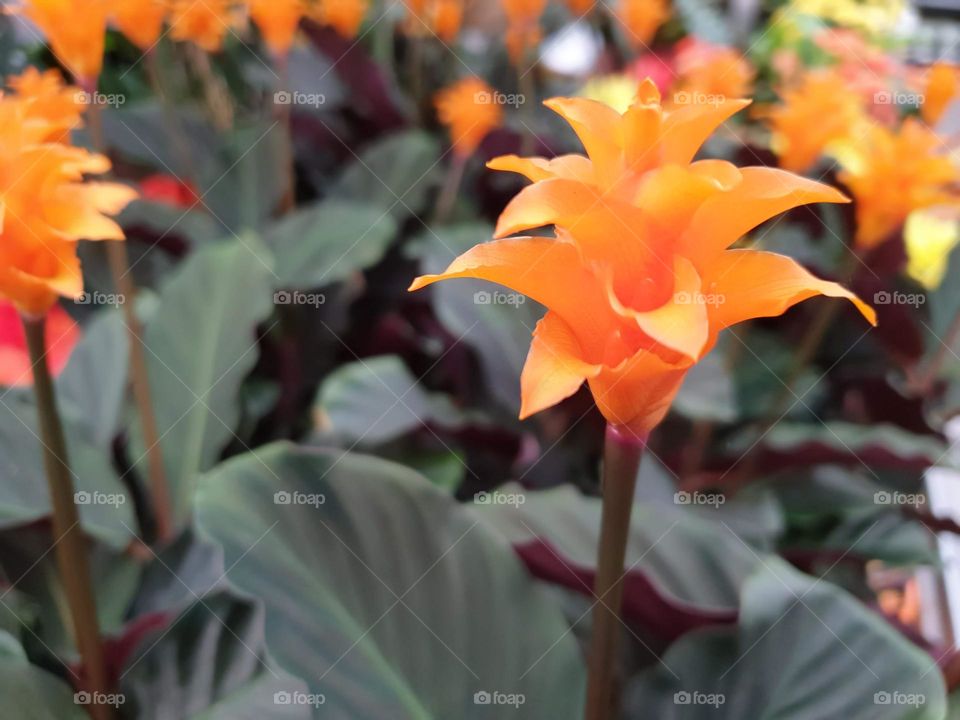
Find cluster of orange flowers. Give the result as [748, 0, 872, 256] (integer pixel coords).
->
[764, 57, 960, 250]
[14, 0, 372, 83]
[0, 68, 136, 316]
[413, 81, 875, 435]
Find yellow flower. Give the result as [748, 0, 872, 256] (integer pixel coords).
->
[905, 209, 960, 290]
[615, 0, 670, 49]
[579, 75, 638, 114]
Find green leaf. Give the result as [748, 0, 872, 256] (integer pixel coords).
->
[625, 558, 947, 719]
[474, 484, 761, 619]
[0, 630, 88, 719]
[0, 394, 134, 548]
[673, 345, 737, 422]
[121, 591, 309, 719]
[195, 443, 585, 719]
[314, 355, 470, 445]
[140, 239, 275, 529]
[57, 308, 129, 448]
[331, 130, 442, 219]
[264, 199, 397, 289]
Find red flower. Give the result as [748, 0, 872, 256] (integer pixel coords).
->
[0, 300, 79, 386]
[139, 174, 199, 209]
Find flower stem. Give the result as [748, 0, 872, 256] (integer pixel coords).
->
[274, 51, 296, 216]
[81, 77, 173, 545]
[23, 315, 112, 720]
[432, 153, 467, 225]
[585, 425, 647, 720]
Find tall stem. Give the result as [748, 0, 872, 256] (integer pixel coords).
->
[432, 153, 467, 226]
[585, 425, 647, 720]
[23, 316, 112, 720]
[81, 78, 173, 545]
[274, 52, 296, 216]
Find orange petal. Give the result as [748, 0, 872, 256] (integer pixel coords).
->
[409, 236, 616, 354]
[679, 167, 849, 263]
[588, 348, 691, 434]
[543, 97, 623, 182]
[661, 98, 751, 165]
[520, 311, 600, 419]
[705, 249, 877, 328]
[487, 154, 595, 184]
[493, 178, 667, 291]
[611, 256, 710, 360]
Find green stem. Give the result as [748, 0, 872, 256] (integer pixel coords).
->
[23, 315, 112, 720]
[585, 425, 647, 720]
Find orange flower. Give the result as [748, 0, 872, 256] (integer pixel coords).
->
[502, 0, 546, 64]
[763, 69, 864, 174]
[432, 0, 463, 43]
[314, 0, 369, 39]
[0, 87, 137, 316]
[411, 80, 875, 434]
[672, 38, 754, 102]
[169, 0, 234, 52]
[0, 300, 78, 386]
[7, 67, 84, 142]
[110, 0, 168, 51]
[403, 0, 454, 40]
[16, 0, 109, 83]
[920, 62, 960, 127]
[434, 77, 503, 157]
[838, 118, 958, 250]
[567, 0, 595, 15]
[249, 0, 305, 56]
[615, 0, 670, 49]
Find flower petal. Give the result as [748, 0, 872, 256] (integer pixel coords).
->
[520, 311, 600, 419]
[588, 348, 691, 434]
[493, 178, 669, 294]
[661, 98, 751, 165]
[705, 249, 877, 328]
[487, 153, 595, 184]
[543, 97, 623, 181]
[618, 257, 710, 360]
[409, 236, 617, 354]
[679, 167, 849, 263]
